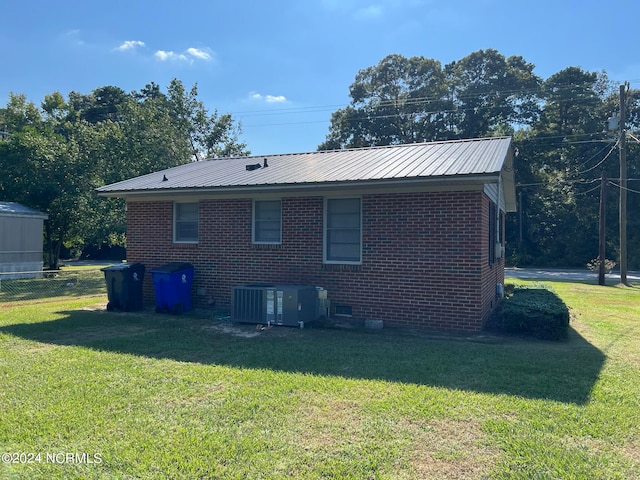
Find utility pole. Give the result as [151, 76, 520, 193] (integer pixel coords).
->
[599, 170, 607, 286]
[619, 83, 628, 285]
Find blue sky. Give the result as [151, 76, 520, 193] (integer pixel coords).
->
[2, 0, 639, 156]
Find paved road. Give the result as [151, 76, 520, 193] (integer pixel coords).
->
[505, 267, 640, 282]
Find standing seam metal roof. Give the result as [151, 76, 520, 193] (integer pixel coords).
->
[97, 136, 512, 194]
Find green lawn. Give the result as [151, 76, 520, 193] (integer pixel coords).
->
[0, 267, 106, 304]
[0, 280, 638, 479]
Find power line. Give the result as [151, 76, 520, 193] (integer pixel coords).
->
[237, 79, 628, 129]
[516, 178, 600, 188]
[573, 140, 619, 175]
[243, 118, 332, 128]
[578, 183, 604, 195]
[610, 181, 640, 195]
[573, 143, 614, 170]
[627, 132, 640, 143]
[239, 90, 610, 120]
[518, 176, 640, 196]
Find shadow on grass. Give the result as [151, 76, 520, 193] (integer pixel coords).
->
[1, 304, 606, 406]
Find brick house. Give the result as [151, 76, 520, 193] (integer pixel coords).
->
[97, 136, 516, 331]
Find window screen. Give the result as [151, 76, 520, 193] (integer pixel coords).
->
[325, 198, 361, 263]
[174, 202, 198, 243]
[254, 200, 282, 243]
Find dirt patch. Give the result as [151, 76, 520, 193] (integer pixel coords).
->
[292, 400, 502, 478]
[160, 383, 226, 410]
[201, 322, 263, 339]
[293, 398, 365, 450]
[21, 342, 57, 353]
[81, 302, 108, 311]
[621, 440, 640, 463]
[200, 321, 306, 339]
[408, 418, 501, 479]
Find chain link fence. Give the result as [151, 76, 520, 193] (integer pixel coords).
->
[0, 269, 106, 305]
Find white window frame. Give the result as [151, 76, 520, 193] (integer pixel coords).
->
[324, 197, 362, 265]
[173, 202, 199, 243]
[252, 199, 282, 244]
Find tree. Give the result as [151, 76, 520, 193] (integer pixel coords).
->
[538, 67, 608, 137]
[166, 79, 249, 160]
[0, 80, 249, 267]
[445, 49, 542, 138]
[320, 50, 543, 150]
[0, 123, 95, 268]
[319, 54, 451, 149]
[0, 93, 41, 132]
[507, 68, 618, 267]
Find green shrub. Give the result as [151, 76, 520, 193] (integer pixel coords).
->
[488, 286, 570, 340]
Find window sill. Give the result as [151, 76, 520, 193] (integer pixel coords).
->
[252, 243, 282, 250]
[173, 242, 199, 248]
[322, 263, 362, 272]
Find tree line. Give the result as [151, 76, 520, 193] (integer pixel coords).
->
[1, 49, 639, 269]
[319, 49, 640, 269]
[0, 79, 248, 268]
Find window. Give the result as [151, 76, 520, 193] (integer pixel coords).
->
[325, 198, 361, 264]
[174, 202, 199, 243]
[253, 200, 282, 243]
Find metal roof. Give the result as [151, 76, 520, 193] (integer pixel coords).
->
[0, 202, 48, 219]
[97, 136, 513, 196]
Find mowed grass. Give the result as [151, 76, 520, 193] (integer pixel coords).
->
[0, 267, 106, 304]
[0, 280, 639, 479]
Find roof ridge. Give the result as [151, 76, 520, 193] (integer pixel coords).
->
[205, 136, 512, 161]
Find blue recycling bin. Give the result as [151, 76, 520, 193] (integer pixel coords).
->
[101, 263, 145, 311]
[149, 262, 194, 314]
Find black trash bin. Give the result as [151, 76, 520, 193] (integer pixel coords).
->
[149, 262, 194, 314]
[101, 263, 145, 311]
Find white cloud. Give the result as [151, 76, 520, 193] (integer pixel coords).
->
[186, 47, 212, 61]
[266, 95, 287, 103]
[249, 92, 287, 103]
[154, 47, 213, 63]
[154, 50, 189, 62]
[116, 40, 145, 51]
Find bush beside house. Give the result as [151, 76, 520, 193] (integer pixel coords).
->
[487, 285, 570, 340]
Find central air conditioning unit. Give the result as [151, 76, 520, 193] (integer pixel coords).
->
[232, 284, 328, 326]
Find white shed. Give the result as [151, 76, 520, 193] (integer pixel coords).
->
[0, 202, 48, 278]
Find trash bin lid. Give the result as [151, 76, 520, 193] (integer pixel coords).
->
[101, 262, 144, 271]
[149, 262, 193, 273]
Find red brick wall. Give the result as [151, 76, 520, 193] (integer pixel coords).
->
[479, 196, 505, 325]
[126, 190, 504, 331]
